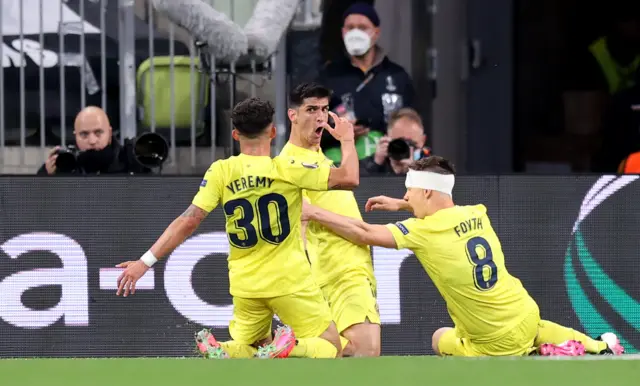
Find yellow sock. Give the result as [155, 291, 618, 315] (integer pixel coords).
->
[535, 320, 608, 353]
[340, 336, 350, 350]
[289, 337, 338, 358]
[219, 341, 258, 358]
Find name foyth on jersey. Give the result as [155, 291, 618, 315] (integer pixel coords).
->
[453, 217, 484, 238]
[226, 176, 275, 194]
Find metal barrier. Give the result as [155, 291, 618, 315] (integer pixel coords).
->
[0, 0, 321, 174]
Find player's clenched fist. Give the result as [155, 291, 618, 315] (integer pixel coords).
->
[365, 195, 411, 213]
[116, 259, 150, 297]
[322, 111, 354, 142]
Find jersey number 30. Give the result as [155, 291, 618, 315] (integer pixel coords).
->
[223, 193, 291, 248]
[466, 236, 498, 290]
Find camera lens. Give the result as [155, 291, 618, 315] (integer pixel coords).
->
[55, 150, 78, 173]
[134, 132, 169, 168]
[387, 138, 411, 161]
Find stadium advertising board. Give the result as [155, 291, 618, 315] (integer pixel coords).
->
[0, 176, 638, 357]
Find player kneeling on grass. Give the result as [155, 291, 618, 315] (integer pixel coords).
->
[302, 155, 625, 357]
[116, 97, 361, 359]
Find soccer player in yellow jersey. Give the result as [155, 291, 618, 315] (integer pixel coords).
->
[115, 97, 363, 359]
[302, 156, 625, 357]
[279, 83, 380, 357]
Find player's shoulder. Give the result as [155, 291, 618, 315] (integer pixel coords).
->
[280, 143, 329, 164]
[205, 157, 234, 172]
[273, 154, 322, 170]
[392, 217, 422, 234]
[458, 204, 488, 216]
[273, 154, 296, 168]
[202, 156, 247, 183]
[278, 142, 297, 157]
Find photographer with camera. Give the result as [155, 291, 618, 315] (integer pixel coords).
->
[38, 106, 168, 175]
[361, 108, 431, 175]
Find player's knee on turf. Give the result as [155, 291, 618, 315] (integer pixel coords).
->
[320, 322, 342, 356]
[342, 321, 381, 357]
[432, 327, 453, 356]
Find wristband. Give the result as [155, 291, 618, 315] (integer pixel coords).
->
[140, 250, 158, 267]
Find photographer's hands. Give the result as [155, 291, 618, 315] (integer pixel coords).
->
[374, 136, 390, 165]
[45, 147, 60, 175]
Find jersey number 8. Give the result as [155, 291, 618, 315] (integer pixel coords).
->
[223, 193, 291, 248]
[466, 236, 498, 290]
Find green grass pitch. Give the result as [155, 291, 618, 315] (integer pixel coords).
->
[1, 356, 639, 386]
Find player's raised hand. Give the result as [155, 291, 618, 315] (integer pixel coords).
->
[365, 195, 406, 212]
[116, 260, 150, 297]
[322, 111, 354, 142]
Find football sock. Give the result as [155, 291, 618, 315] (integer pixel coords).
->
[535, 320, 608, 353]
[289, 337, 338, 358]
[219, 341, 258, 358]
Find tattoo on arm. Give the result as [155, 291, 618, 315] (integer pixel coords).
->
[180, 204, 209, 220]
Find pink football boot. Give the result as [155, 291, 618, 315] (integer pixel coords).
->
[538, 340, 586, 356]
[195, 329, 229, 359]
[255, 325, 296, 359]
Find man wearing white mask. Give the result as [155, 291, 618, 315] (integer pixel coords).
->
[318, 2, 415, 165]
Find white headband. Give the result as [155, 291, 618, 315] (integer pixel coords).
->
[405, 170, 455, 196]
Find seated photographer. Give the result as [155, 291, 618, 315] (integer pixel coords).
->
[38, 106, 166, 175]
[360, 108, 431, 175]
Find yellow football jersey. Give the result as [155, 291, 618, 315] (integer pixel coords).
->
[386, 204, 539, 342]
[192, 153, 331, 298]
[280, 142, 374, 286]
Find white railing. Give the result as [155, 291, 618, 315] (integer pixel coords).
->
[0, 0, 319, 174]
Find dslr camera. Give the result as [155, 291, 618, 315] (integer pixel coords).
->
[387, 138, 418, 161]
[54, 132, 169, 173]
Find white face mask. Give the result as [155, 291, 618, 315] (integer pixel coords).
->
[343, 29, 372, 56]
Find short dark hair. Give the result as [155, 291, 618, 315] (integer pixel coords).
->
[289, 82, 332, 107]
[231, 97, 275, 138]
[410, 156, 456, 175]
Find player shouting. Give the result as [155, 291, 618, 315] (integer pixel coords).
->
[279, 82, 380, 357]
[116, 97, 360, 359]
[302, 155, 625, 357]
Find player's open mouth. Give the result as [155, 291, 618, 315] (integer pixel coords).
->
[314, 127, 323, 135]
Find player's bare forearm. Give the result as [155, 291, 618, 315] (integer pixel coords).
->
[328, 139, 359, 190]
[396, 199, 413, 213]
[307, 205, 372, 246]
[307, 204, 398, 248]
[339, 138, 359, 186]
[149, 204, 208, 259]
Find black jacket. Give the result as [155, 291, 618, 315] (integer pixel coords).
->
[37, 138, 153, 176]
[318, 50, 415, 148]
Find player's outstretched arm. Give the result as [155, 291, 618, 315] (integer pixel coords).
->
[116, 204, 209, 297]
[365, 196, 413, 213]
[148, 204, 209, 258]
[303, 202, 397, 249]
[324, 111, 359, 190]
